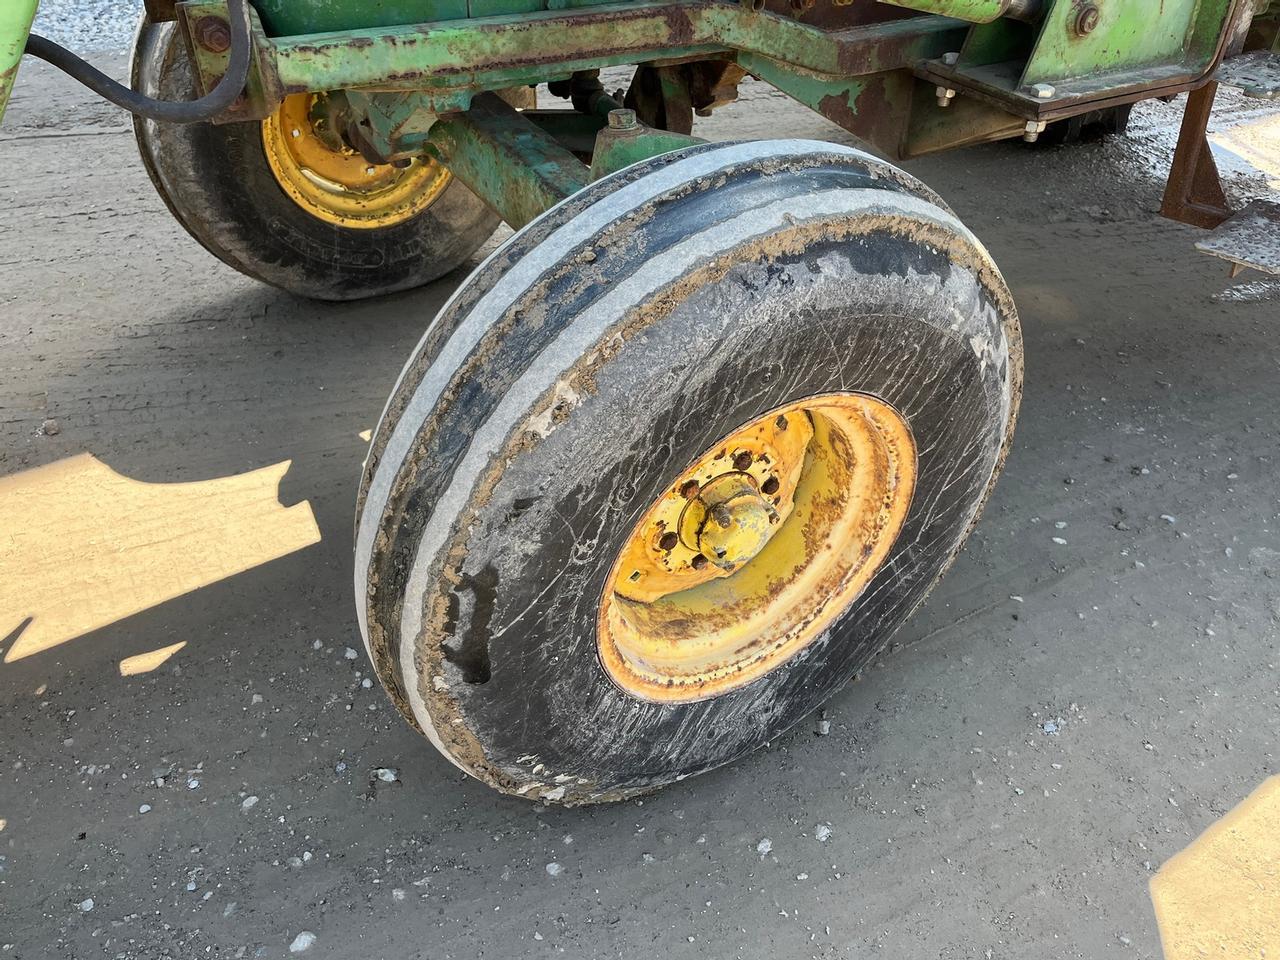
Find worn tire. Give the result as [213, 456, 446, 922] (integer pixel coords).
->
[356, 140, 1023, 803]
[130, 19, 500, 301]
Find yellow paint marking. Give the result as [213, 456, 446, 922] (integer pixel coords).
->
[1, 454, 320, 662]
[1151, 775, 1280, 960]
[119, 641, 187, 676]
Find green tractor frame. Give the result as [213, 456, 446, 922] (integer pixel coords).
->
[3, 0, 1278, 802]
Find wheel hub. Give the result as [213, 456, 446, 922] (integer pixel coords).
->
[612, 410, 812, 604]
[598, 393, 917, 703]
[261, 93, 450, 229]
[680, 472, 778, 569]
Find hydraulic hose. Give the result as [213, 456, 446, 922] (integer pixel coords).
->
[22, 0, 251, 123]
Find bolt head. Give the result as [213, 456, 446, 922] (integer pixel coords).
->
[1023, 120, 1047, 143]
[942, 51, 960, 66]
[935, 86, 957, 108]
[194, 16, 231, 54]
[1074, 4, 1100, 35]
[607, 109, 638, 130]
[1031, 83, 1056, 99]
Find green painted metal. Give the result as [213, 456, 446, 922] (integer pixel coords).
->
[267, 4, 963, 96]
[426, 97, 700, 222]
[340, 89, 440, 159]
[2, 0, 1249, 225]
[0, 0, 37, 125]
[587, 111, 701, 179]
[878, 0, 1013, 24]
[901, 75, 1024, 154]
[253, 0, 625, 36]
[427, 91, 591, 227]
[1021, 0, 1230, 85]
[957, 15, 1033, 69]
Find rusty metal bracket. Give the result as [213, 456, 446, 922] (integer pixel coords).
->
[1160, 82, 1232, 230]
[177, 0, 280, 123]
[624, 63, 695, 134]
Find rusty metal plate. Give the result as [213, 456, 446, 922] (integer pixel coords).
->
[1195, 199, 1280, 275]
[1214, 51, 1280, 100]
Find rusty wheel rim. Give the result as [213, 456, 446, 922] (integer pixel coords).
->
[597, 393, 917, 703]
[261, 93, 450, 229]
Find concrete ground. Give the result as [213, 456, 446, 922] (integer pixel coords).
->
[2, 50, 1279, 960]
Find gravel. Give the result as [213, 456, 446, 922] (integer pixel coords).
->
[288, 931, 316, 953]
[32, 1, 137, 54]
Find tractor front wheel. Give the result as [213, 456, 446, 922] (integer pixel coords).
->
[356, 140, 1022, 802]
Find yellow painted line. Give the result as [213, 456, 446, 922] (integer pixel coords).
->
[1, 454, 320, 663]
[1151, 775, 1280, 960]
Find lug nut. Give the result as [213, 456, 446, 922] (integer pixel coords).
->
[732, 450, 753, 471]
[691, 553, 708, 570]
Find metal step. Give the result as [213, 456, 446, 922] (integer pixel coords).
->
[1214, 51, 1280, 100]
[1195, 199, 1280, 276]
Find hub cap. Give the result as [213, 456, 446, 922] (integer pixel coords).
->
[597, 393, 916, 703]
[261, 93, 450, 229]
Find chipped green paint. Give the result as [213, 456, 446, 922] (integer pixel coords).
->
[3, 0, 1251, 217]
[253, 0, 623, 36]
[0, 0, 37, 125]
[267, 4, 965, 95]
[587, 114, 701, 179]
[426, 91, 591, 227]
[878, 0, 1016, 24]
[1022, 0, 1228, 86]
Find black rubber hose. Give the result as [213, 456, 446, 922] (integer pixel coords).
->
[23, 0, 252, 123]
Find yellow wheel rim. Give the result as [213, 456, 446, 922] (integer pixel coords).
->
[597, 393, 917, 703]
[261, 93, 450, 229]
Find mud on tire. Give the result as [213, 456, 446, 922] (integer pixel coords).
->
[356, 140, 1023, 803]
